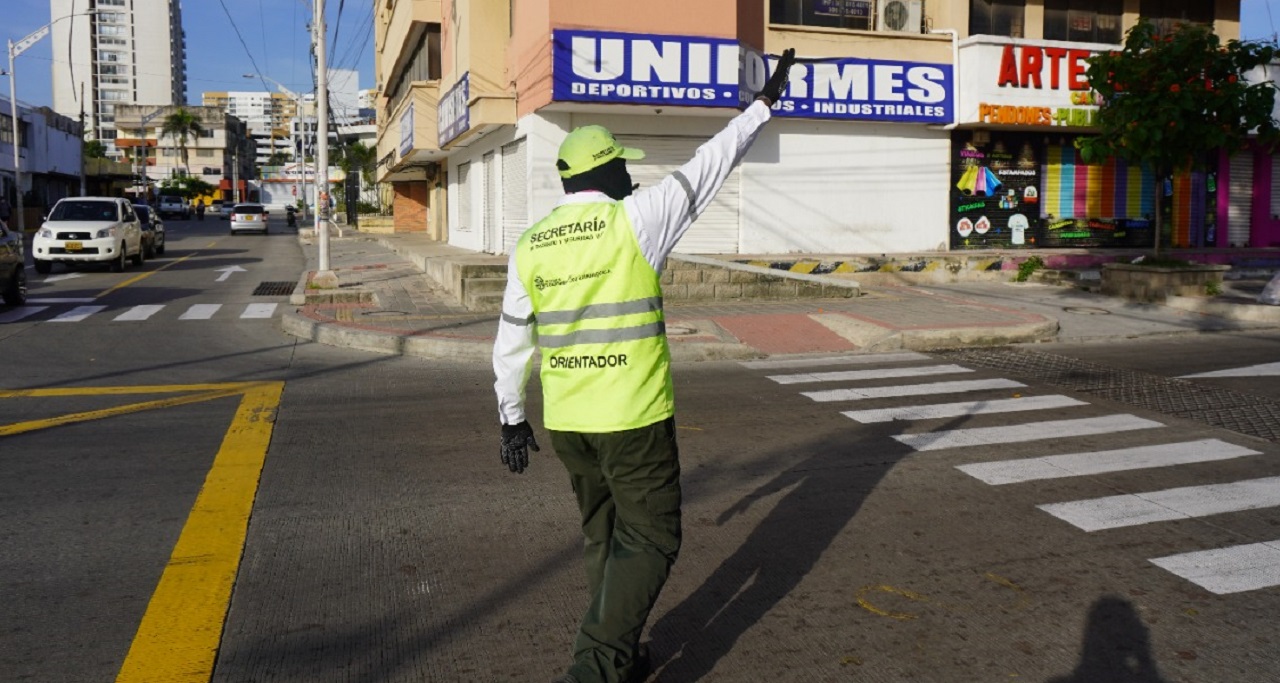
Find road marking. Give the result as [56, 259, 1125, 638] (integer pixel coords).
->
[114, 382, 284, 683]
[843, 394, 1085, 424]
[957, 439, 1262, 485]
[114, 305, 165, 321]
[893, 414, 1163, 452]
[1039, 476, 1280, 532]
[97, 253, 197, 298]
[241, 303, 277, 319]
[769, 364, 973, 385]
[803, 378, 1025, 403]
[179, 304, 221, 320]
[42, 273, 84, 283]
[0, 382, 268, 398]
[1150, 540, 1280, 594]
[1180, 361, 1280, 378]
[50, 305, 107, 322]
[0, 387, 253, 436]
[741, 351, 931, 370]
[27, 297, 97, 303]
[214, 265, 247, 282]
[0, 306, 48, 323]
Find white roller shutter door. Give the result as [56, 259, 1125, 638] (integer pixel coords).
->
[483, 151, 498, 252]
[501, 139, 528, 254]
[616, 135, 741, 254]
[1227, 153, 1252, 247]
[456, 162, 472, 232]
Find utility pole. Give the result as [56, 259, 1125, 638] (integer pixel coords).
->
[78, 82, 86, 196]
[232, 145, 239, 204]
[313, 0, 334, 279]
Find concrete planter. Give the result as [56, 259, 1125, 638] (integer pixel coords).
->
[1101, 263, 1231, 302]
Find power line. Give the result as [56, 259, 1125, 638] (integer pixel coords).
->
[216, 0, 272, 94]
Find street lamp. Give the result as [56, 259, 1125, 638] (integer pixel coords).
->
[6, 10, 99, 232]
[244, 73, 308, 222]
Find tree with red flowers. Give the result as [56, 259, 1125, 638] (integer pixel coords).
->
[1081, 19, 1279, 252]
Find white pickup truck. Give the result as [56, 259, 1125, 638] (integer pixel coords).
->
[157, 195, 190, 220]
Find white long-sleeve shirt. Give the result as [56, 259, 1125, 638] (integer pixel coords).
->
[493, 100, 774, 425]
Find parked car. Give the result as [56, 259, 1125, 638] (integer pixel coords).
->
[229, 203, 269, 235]
[31, 197, 144, 273]
[219, 202, 234, 220]
[0, 217, 26, 306]
[133, 204, 165, 257]
[158, 195, 190, 220]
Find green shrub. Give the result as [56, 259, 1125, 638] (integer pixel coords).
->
[1014, 256, 1045, 282]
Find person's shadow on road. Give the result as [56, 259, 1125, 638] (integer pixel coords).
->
[1047, 595, 1169, 683]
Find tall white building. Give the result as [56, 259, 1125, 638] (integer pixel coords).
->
[50, 0, 188, 157]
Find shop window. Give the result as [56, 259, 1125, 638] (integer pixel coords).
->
[769, 0, 873, 31]
[970, 0, 1025, 38]
[1139, 0, 1214, 36]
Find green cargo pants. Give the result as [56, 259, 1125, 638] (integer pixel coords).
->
[551, 416, 682, 683]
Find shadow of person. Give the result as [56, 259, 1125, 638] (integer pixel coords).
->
[1047, 596, 1168, 683]
[646, 423, 916, 682]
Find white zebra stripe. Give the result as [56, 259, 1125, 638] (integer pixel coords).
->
[179, 304, 222, 320]
[803, 378, 1026, 403]
[1150, 540, 1280, 594]
[1039, 476, 1280, 532]
[741, 351, 931, 371]
[240, 303, 277, 319]
[50, 305, 107, 322]
[114, 305, 165, 321]
[893, 414, 1163, 452]
[843, 394, 1085, 424]
[770, 364, 973, 385]
[0, 306, 49, 323]
[26, 297, 96, 304]
[957, 439, 1262, 485]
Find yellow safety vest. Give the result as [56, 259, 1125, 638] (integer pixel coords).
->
[515, 199, 673, 432]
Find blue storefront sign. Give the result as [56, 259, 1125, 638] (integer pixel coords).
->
[438, 73, 471, 147]
[552, 29, 952, 125]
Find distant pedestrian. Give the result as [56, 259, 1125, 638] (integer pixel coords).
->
[196, 202, 205, 221]
[493, 49, 796, 683]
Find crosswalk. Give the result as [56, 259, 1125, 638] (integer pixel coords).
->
[0, 301, 281, 324]
[742, 351, 1280, 595]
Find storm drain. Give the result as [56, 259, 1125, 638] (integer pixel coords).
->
[252, 281, 296, 296]
[939, 348, 1280, 443]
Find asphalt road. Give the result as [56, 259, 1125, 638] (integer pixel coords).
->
[3, 227, 1279, 682]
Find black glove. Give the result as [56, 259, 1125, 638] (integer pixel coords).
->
[755, 48, 797, 106]
[500, 421, 540, 474]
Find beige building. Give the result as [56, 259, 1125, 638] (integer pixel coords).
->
[114, 105, 256, 202]
[375, 0, 1248, 253]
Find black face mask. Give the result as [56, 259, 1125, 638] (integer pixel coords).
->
[561, 157, 634, 200]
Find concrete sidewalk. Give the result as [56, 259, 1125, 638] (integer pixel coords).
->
[281, 230, 1280, 362]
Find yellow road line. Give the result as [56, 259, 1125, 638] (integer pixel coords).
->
[0, 382, 270, 398]
[115, 382, 284, 683]
[0, 388, 248, 437]
[97, 253, 198, 298]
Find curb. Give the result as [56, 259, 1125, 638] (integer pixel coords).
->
[1164, 295, 1280, 324]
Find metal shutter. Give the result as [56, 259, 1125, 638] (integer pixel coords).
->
[501, 139, 527, 254]
[456, 162, 472, 232]
[616, 135, 741, 254]
[483, 151, 498, 252]
[1227, 153, 1252, 247]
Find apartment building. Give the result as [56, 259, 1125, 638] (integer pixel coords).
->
[203, 91, 301, 165]
[1, 96, 86, 217]
[114, 105, 255, 202]
[50, 0, 188, 158]
[376, 0, 1264, 254]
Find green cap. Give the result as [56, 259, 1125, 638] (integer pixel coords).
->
[556, 125, 645, 178]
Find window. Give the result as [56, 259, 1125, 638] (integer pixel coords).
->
[769, 0, 873, 31]
[0, 114, 12, 145]
[195, 149, 214, 158]
[1045, 0, 1123, 43]
[970, 0, 1025, 38]
[386, 24, 441, 116]
[1140, 0, 1214, 36]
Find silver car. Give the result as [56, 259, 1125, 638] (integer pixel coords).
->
[229, 203, 269, 235]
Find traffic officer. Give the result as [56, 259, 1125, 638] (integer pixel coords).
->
[493, 48, 797, 683]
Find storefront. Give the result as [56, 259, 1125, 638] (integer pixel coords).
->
[949, 36, 1184, 249]
[447, 29, 956, 255]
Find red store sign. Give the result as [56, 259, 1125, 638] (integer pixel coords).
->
[996, 44, 1096, 91]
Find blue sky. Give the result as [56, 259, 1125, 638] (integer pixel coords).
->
[3, 1, 1278, 110]
[4, 0, 374, 108]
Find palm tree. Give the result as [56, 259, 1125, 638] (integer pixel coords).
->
[338, 141, 380, 211]
[160, 108, 204, 178]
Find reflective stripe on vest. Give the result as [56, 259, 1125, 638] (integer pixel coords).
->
[514, 200, 673, 433]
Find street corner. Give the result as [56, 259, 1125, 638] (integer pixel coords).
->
[708, 312, 862, 356]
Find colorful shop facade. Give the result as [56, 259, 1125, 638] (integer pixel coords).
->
[952, 35, 1280, 251]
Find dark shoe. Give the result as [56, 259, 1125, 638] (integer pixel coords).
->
[626, 643, 652, 683]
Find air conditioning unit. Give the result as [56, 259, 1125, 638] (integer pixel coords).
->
[878, 0, 923, 33]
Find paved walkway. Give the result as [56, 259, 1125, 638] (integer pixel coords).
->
[281, 230, 1280, 362]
